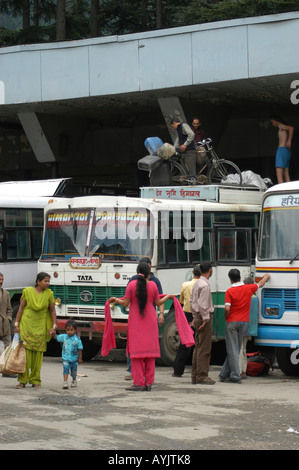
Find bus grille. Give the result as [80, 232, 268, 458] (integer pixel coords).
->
[67, 307, 105, 315]
[262, 288, 299, 310]
[51, 285, 126, 306]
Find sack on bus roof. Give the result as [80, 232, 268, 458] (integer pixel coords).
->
[157, 143, 176, 160]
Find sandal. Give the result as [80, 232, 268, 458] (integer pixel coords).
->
[32, 384, 41, 388]
[16, 383, 25, 389]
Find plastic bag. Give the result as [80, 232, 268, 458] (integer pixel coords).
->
[224, 170, 268, 190]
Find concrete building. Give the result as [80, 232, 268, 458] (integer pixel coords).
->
[1, 11, 299, 185]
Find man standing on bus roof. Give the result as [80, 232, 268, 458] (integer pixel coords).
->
[190, 261, 215, 385]
[191, 117, 206, 145]
[270, 115, 294, 184]
[0, 273, 13, 376]
[170, 118, 197, 177]
[219, 269, 270, 384]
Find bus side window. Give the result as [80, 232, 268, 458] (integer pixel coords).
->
[32, 228, 43, 258]
[251, 229, 258, 262]
[218, 231, 235, 260]
[236, 231, 249, 261]
[217, 229, 251, 263]
[6, 230, 30, 259]
[189, 230, 212, 264]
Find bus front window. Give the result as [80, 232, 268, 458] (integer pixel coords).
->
[89, 208, 152, 262]
[259, 194, 299, 260]
[41, 210, 91, 260]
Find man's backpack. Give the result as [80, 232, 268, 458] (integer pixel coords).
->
[246, 351, 272, 376]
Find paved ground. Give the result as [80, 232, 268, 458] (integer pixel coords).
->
[1, 349, 299, 453]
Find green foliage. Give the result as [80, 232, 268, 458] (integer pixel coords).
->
[0, 26, 18, 46]
[177, 0, 299, 25]
[1, 0, 299, 46]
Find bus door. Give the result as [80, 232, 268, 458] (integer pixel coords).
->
[213, 226, 255, 338]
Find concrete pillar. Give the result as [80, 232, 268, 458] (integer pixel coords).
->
[18, 112, 56, 163]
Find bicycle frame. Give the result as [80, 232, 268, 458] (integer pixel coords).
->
[167, 138, 242, 186]
[196, 139, 219, 174]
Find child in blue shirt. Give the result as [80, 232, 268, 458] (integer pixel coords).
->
[54, 319, 83, 389]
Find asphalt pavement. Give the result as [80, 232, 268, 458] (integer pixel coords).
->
[1, 348, 299, 454]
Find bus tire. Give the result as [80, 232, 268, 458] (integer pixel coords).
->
[81, 338, 100, 361]
[276, 347, 299, 376]
[157, 309, 180, 366]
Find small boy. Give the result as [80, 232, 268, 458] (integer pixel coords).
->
[54, 319, 83, 389]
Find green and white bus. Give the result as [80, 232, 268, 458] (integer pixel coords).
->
[38, 185, 263, 363]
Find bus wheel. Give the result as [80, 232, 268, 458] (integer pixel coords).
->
[157, 310, 180, 366]
[81, 338, 100, 361]
[276, 347, 299, 376]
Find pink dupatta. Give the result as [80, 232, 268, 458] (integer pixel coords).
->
[101, 295, 194, 357]
[162, 295, 195, 348]
[101, 300, 117, 357]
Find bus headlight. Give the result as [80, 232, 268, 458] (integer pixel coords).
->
[55, 297, 61, 307]
[265, 306, 279, 316]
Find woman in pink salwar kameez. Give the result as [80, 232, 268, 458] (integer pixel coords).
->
[108, 262, 173, 391]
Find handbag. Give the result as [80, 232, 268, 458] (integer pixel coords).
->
[0, 334, 26, 375]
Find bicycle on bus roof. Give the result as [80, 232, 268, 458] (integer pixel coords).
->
[169, 138, 242, 186]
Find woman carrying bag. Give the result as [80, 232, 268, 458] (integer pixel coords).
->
[14, 272, 56, 389]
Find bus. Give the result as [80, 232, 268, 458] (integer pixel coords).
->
[255, 181, 299, 375]
[0, 177, 136, 320]
[0, 179, 71, 315]
[38, 184, 263, 363]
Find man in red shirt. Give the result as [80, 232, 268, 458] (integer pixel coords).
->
[219, 269, 270, 383]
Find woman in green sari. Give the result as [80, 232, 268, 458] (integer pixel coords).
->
[14, 272, 56, 388]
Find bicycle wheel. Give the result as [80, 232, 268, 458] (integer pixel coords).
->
[170, 160, 196, 185]
[207, 159, 242, 185]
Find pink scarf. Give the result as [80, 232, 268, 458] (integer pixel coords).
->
[166, 296, 195, 348]
[101, 296, 194, 357]
[101, 300, 117, 357]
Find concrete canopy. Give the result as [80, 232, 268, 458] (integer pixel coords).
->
[0, 12, 299, 182]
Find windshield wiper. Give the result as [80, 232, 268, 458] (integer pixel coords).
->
[289, 251, 299, 264]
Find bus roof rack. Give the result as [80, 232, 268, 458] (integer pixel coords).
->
[140, 185, 264, 205]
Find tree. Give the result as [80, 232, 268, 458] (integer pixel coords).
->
[56, 0, 65, 40]
[156, 0, 162, 28]
[90, 0, 100, 37]
[2, 0, 299, 46]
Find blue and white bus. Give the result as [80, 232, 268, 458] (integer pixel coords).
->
[255, 181, 299, 375]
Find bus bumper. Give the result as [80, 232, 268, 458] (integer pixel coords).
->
[56, 319, 128, 339]
[255, 325, 299, 348]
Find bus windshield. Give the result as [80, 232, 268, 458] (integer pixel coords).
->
[41, 207, 152, 262]
[89, 208, 152, 261]
[259, 193, 299, 260]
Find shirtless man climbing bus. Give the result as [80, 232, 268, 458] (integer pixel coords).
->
[270, 115, 294, 184]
